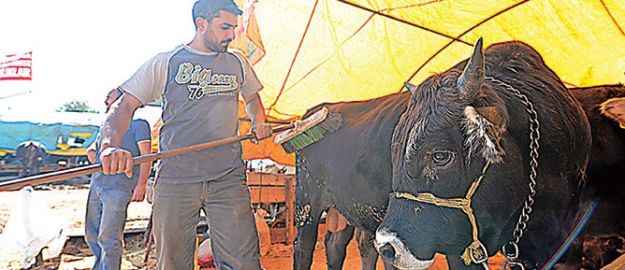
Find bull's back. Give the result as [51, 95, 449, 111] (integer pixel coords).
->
[571, 85, 625, 174]
[484, 42, 591, 177]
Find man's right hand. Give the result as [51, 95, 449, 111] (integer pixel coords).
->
[99, 147, 134, 178]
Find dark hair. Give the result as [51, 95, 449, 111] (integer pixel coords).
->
[192, 0, 242, 26]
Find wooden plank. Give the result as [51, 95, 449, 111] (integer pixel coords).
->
[270, 227, 287, 244]
[249, 186, 285, 204]
[285, 176, 296, 245]
[247, 173, 293, 186]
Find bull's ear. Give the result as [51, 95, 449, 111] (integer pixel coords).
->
[457, 37, 485, 100]
[476, 106, 506, 131]
[462, 106, 505, 164]
[404, 82, 417, 94]
[600, 97, 625, 128]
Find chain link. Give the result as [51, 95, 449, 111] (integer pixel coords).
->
[485, 77, 540, 255]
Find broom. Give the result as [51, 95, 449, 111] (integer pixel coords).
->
[0, 108, 338, 192]
[274, 107, 342, 153]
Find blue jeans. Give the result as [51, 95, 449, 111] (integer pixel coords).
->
[85, 184, 133, 270]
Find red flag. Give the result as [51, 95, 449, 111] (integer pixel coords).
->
[0, 51, 32, 81]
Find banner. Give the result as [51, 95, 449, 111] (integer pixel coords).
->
[0, 51, 32, 81]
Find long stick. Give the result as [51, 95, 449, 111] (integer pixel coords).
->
[0, 124, 294, 192]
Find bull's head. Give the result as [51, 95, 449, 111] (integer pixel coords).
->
[375, 38, 526, 269]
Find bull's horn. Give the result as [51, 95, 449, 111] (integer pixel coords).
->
[404, 82, 418, 94]
[457, 37, 485, 99]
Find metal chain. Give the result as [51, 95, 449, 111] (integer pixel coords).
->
[485, 76, 540, 262]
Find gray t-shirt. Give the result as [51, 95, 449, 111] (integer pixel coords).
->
[91, 119, 151, 189]
[121, 45, 262, 183]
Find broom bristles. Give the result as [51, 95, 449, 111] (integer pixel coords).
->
[280, 112, 342, 153]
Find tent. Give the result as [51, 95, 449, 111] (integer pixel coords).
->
[253, 0, 624, 119]
[158, 0, 625, 166]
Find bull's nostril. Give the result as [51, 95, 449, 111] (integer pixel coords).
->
[380, 243, 396, 260]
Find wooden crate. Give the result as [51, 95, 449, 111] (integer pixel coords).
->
[247, 172, 296, 244]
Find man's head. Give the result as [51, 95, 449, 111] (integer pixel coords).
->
[192, 0, 242, 52]
[104, 88, 122, 113]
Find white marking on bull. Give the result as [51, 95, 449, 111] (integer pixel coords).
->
[375, 228, 435, 270]
[462, 106, 504, 163]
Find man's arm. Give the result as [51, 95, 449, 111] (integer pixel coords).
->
[99, 94, 143, 176]
[131, 141, 152, 202]
[242, 93, 272, 141]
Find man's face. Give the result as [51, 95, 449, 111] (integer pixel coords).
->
[201, 10, 238, 52]
[104, 89, 121, 113]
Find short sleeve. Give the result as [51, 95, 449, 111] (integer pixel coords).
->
[120, 51, 172, 105]
[232, 51, 263, 98]
[132, 119, 152, 144]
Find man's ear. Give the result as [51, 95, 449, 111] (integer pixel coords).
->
[195, 17, 206, 32]
[600, 97, 625, 128]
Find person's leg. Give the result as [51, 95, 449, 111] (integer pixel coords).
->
[204, 168, 261, 270]
[96, 186, 133, 270]
[84, 185, 103, 270]
[152, 181, 203, 270]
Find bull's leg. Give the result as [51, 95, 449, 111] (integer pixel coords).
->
[355, 228, 389, 270]
[446, 255, 482, 270]
[293, 197, 326, 270]
[325, 224, 355, 270]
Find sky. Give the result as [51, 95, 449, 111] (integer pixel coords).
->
[0, 0, 200, 124]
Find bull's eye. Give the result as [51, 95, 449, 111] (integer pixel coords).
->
[432, 151, 453, 166]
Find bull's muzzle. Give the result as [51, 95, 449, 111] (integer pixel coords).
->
[375, 228, 434, 270]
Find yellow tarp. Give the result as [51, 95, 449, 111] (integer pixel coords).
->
[157, 0, 625, 166]
[253, 0, 625, 119]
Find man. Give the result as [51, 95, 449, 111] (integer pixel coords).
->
[85, 88, 152, 270]
[98, 0, 272, 269]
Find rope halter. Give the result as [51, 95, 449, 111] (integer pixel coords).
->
[395, 161, 492, 267]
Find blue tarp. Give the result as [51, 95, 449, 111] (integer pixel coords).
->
[0, 121, 98, 155]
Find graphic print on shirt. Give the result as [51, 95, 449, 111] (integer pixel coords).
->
[175, 62, 238, 100]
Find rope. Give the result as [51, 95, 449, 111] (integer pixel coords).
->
[395, 161, 491, 265]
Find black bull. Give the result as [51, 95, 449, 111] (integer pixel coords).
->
[377, 39, 591, 269]
[293, 42, 625, 269]
[15, 140, 47, 177]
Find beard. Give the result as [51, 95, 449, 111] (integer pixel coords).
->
[202, 30, 230, 52]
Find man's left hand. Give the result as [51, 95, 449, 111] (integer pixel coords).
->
[251, 123, 273, 143]
[131, 185, 146, 202]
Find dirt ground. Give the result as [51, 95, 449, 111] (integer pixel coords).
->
[53, 224, 501, 270]
[0, 186, 511, 270]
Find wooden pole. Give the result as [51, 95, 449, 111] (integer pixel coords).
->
[0, 124, 294, 192]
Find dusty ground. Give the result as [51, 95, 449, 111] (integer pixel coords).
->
[53, 224, 503, 270]
[0, 186, 510, 270]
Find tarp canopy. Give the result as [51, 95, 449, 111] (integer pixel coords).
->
[151, 0, 625, 166]
[253, 0, 625, 119]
